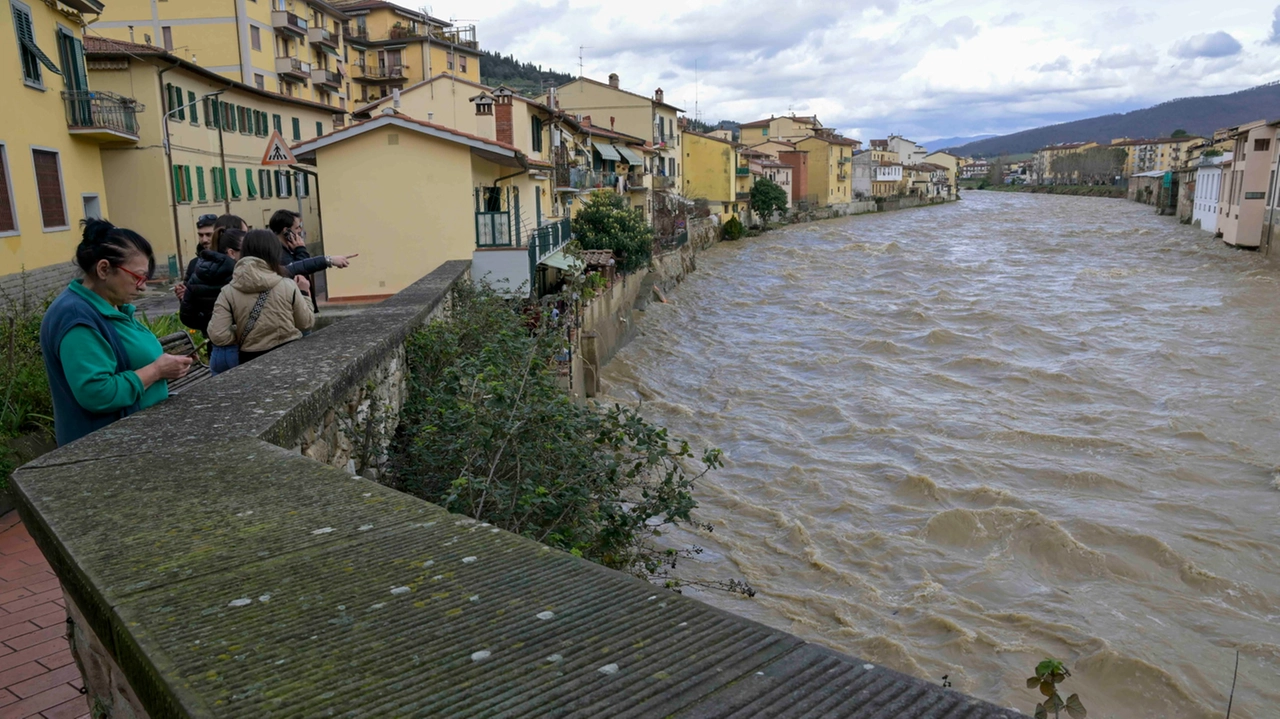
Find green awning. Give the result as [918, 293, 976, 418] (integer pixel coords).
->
[616, 145, 645, 165]
[539, 249, 584, 272]
[320, 44, 341, 58]
[593, 142, 622, 162]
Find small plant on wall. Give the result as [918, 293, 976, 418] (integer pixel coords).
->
[1027, 659, 1087, 719]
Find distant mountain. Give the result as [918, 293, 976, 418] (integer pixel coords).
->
[924, 134, 996, 151]
[948, 82, 1280, 157]
[480, 50, 573, 97]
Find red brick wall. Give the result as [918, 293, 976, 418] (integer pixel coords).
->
[778, 151, 808, 203]
[495, 100, 513, 147]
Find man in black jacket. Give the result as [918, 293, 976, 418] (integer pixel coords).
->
[179, 229, 244, 335]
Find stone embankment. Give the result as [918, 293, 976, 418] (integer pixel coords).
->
[12, 250, 1018, 718]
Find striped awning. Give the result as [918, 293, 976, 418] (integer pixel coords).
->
[616, 145, 645, 165]
[593, 142, 622, 162]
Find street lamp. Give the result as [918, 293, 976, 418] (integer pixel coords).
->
[160, 80, 227, 271]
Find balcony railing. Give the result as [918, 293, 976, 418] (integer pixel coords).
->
[433, 24, 478, 48]
[357, 65, 406, 81]
[62, 90, 141, 141]
[308, 26, 337, 47]
[528, 217, 572, 267]
[735, 166, 750, 175]
[567, 168, 620, 190]
[388, 26, 422, 39]
[271, 10, 308, 36]
[275, 56, 311, 80]
[475, 186, 520, 248]
[653, 175, 677, 190]
[343, 26, 369, 42]
[311, 67, 341, 87]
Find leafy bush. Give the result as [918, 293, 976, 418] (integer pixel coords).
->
[0, 299, 55, 486]
[391, 283, 736, 589]
[571, 191, 654, 274]
[722, 215, 744, 241]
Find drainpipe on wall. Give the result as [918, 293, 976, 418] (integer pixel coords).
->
[157, 64, 186, 274]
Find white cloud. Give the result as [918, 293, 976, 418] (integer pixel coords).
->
[392, 1, 1280, 140]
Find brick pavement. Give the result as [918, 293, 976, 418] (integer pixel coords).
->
[0, 513, 87, 719]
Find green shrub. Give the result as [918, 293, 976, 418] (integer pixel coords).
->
[748, 177, 789, 228]
[391, 283, 738, 589]
[0, 300, 55, 486]
[571, 190, 654, 273]
[723, 215, 744, 241]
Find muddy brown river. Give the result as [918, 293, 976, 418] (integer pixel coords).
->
[600, 191, 1280, 718]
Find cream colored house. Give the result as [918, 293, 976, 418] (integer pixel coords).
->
[748, 139, 799, 159]
[1219, 120, 1276, 249]
[1112, 136, 1202, 177]
[924, 151, 960, 197]
[1032, 141, 1098, 184]
[292, 111, 537, 300]
[545, 74, 682, 197]
[85, 37, 336, 276]
[738, 115, 823, 146]
[794, 134, 855, 207]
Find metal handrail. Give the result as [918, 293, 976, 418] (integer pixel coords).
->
[62, 90, 141, 137]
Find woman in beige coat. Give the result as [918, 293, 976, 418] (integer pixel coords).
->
[208, 230, 314, 365]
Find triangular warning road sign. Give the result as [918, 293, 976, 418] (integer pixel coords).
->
[261, 131, 298, 166]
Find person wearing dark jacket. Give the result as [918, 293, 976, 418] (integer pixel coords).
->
[179, 229, 244, 335]
[175, 214, 247, 302]
[268, 209, 356, 281]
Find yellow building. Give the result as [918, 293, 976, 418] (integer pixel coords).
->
[85, 37, 336, 276]
[924, 150, 960, 196]
[795, 134, 855, 207]
[738, 115, 823, 146]
[1111, 136, 1203, 177]
[337, 0, 481, 107]
[1032, 141, 1099, 184]
[544, 74, 682, 199]
[681, 130, 740, 221]
[0, 0, 116, 283]
[293, 111, 533, 300]
[91, 0, 352, 112]
[747, 139, 798, 159]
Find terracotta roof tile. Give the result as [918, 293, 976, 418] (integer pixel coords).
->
[294, 110, 523, 155]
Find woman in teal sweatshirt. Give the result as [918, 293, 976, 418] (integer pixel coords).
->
[39, 220, 193, 446]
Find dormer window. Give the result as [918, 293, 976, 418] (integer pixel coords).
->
[472, 94, 494, 116]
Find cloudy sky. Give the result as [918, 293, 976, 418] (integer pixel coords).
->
[396, 0, 1280, 143]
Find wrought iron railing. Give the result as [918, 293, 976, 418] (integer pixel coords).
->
[735, 166, 750, 175]
[653, 175, 676, 190]
[343, 26, 368, 41]
[309, 27, 336, 46]
[527, 217, 572, 267]
[272, 10, 307, 33]
[360, 65, 405, 80]
[389, 26, 422, 39]
[62, 91, 141, 137]
[475, 186, 520, 248]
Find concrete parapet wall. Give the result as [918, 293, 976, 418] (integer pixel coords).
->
[0, 262, 80, 310]
[10, 257, 1017, 718]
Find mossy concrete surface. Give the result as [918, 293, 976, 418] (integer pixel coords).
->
[10, 260, 1021, 718]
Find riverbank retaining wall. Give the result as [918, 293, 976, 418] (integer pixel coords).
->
[11, 256, 1017, 719]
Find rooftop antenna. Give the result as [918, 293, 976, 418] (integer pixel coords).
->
[694, 59, 699, 125]
[578, 45, 591, 78]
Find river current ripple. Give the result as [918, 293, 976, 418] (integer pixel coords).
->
[600, 191, 1280, 718]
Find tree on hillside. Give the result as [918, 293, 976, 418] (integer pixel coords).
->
[748, 177, 789, 228]
[987, 155, 1007, 186]
[571, 191, 654, 273]
[1048, 147, 1126, 185]
[1171, 129, 1188, 137]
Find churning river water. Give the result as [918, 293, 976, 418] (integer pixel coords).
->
[599, 191, 1280, 718]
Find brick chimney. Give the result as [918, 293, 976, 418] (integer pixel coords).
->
[582, 115, 592, 127]
[654, 88, 664, 104]
[608, 73, 619, 88]
[493, 87, 514, 146]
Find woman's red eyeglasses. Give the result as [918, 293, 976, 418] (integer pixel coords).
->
[115, 265, 149, 288]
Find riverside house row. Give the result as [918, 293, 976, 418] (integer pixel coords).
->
[2, 0, 959, 306]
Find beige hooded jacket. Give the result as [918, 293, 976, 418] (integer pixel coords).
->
[208, 257, 314, 353]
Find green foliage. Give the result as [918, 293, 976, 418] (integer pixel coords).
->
[1171, 129, 1188, 138]
[571, 191, 654, 274]
[1027, 658, 1087, 719]
[478, 50, 573, 97]
[722, 215, 744, 241]
[0, 298, 55, 486]
[391, 283, 742, 591]
[137, 311, 208, 362]
[749, 177, 789, 228]
[1202, 148, 1224, 158]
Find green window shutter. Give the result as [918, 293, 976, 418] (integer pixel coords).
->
[291, 117, 300, 142]
[273, 170, 281, 197]
[230, 168, 241, 199]
[262, 170, 273, 199]
[164, 84, 174, 116]
[175, 86, 184, 121]
[229, 105, 237, 132]
[316, 121, 323, 138]
[196, 167, 206, 202]
[212, 168, 223, 201]
[222, 102, 232, 131]
[211, 100, 220, 128]
[172, 165, 184, 202]
[184, 166, 193, 202]
[188, 91, 198, 125]
[273, 114, 282, 134]
[302, 173, 310, 196]
[246, 169, 256, 199]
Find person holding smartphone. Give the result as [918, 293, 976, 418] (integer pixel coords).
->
[268, 210, 357, 290]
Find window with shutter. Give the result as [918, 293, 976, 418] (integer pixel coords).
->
[0, 145, 15, 234]
[172, 165, 183, 203]
[301, 172, 310, 197]
[174, 85, 185, 121]
[246, 169, 256, 199]
[230, 168, 241, 199]
[184, 166, 193, 203]
[203, 97, 214, 128]
[196, 166, 206, 202]
[212, 168, 224, 202]
[291, 117, 301, 141]
[260, 170, 273, 199]
[228, 104, 237, 132]
[273, 114, 282, 134]
[188, 91, 198, 125]
[316, 121, 323, 138]
[32, 149, 67, 229]
[12, 2, 60, 88]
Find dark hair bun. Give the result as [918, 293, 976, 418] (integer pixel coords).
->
[75, 218, 156, 276]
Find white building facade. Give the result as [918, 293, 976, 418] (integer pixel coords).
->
[1193, 153, 1231, 235]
